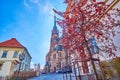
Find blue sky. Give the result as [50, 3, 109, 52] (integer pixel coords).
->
[0, 0, 67, 68]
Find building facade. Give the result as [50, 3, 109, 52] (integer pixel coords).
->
[0, 38, 32, 77]
[44, 16, 68, 73]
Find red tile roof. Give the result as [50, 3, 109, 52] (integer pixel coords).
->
[0, 38, 25, 48]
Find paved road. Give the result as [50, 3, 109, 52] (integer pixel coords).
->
[29, 73, 76, 80]
[28, 73, 120, 80]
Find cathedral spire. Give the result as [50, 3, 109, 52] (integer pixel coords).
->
[52, 15, 59, 35]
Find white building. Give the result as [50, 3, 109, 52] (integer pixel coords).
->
[0, 38, 32, 77]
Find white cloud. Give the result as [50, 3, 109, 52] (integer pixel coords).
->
[23, 0, 54, 17]
[23, 0, 41, 9]
[30, 0, 40, 4]
[43, 2, 54, 15]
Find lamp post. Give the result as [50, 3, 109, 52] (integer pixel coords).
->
[16, 53, 25, 80]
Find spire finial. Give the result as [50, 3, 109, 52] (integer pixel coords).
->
[54, 14, 56, 27]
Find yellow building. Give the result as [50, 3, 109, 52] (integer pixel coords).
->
[0, 38, 32, 77]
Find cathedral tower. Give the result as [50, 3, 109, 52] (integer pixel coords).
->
[50, 15, 59, 52]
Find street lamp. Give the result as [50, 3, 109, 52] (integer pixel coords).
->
[16, 53, 25, 80]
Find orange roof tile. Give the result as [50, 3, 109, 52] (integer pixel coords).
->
[0, 38, 25, 48]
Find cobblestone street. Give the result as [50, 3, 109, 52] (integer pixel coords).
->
[28, 73, 96, 80]
[29, 73, 76, 80]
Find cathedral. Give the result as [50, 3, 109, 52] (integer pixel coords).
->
[44, 16, 68, 73]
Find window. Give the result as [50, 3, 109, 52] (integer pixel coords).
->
[24, 54, 26, 61]
[2, 51, 8, 58]
[53, 54, 56, 59]
[59, 53, 62, 57]
[13, 51, 18, 58]
[20, 62, 25, 70]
